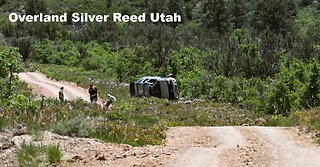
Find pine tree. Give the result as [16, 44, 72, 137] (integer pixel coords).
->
[147, 0, 168, 14]
[168, 0, 185, 26]
[300, 0, 314, 7]
[253, 0, 297, 34]
[0, 0, 6, 6]
[26, 0, 47, 15]
[228, 0, 248, 29]
[201, 0, 230, 34]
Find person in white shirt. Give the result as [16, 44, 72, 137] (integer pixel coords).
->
[105, 93, 116, 110]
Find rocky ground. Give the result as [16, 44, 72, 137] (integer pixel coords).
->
[1, 126, 320, 167]
[0, 127, 219, 167]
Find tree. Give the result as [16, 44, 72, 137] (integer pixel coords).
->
[169, 47, 207, 97]
[184, 2, 193, 21]
[253, 0, 297, 34]
[0, 47, 21, 98]
[147, 0, 168, 14]
[107, 0, 113, 8]
[268, 59, 307, 115]
[168, 0, 185, 27]
[13, 36, 35, 62]
[201, 0, 230, 34]
[26, 0, 47, 15]
[0, 0, 6, 6]
[300, 0, 314, 7]
[147, 24, 180, 73]
[303, 60, 320, 107]
[227, 0, 248, 29]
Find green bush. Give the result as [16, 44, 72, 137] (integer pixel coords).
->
[267, 59, 308, 115]
[303, 59, 320, 108]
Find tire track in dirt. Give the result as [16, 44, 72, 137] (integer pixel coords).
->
[219, 127, 273, 167]
[165, 127, 246, 167]
[164, 127, 220, 167]
[164, 127, 320, 167]
[255, 127, 320, 167]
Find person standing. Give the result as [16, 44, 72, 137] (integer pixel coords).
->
[58, 87, 64, 102]
[88, 85, 98, 103]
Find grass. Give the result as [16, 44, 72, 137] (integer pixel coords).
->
[46, 144, 63, 165]
[16, 141, 63, 166]
[27, 125, 44, 141]
[16, 142, 45, 167]
[16, 81, 33, 98]
[0, 117, 9, 131]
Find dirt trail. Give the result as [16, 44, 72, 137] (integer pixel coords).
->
[164, 127, 320, 167]
[16, 72, 320, 167]
[255, 127, 320, 167]
[18, 72, 93, 102]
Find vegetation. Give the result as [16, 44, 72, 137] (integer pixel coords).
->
[0, 47, 21, 99]
[16, 142, 45, 167]
[46, 144, 63, 165]
[16, 142, 63, 167]
[0, 0, 320, 148]
[0, 117, 9, 131]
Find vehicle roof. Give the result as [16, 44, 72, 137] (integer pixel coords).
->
[136, 76, 176, 83]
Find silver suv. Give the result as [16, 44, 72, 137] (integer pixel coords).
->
[130, 76, 179, 100]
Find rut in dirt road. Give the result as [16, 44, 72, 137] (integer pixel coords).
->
[255, 127, 320, 167]
[164, 127, 320, 167]
[18, 72, 91, 102]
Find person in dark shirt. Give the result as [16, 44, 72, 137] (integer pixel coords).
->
[58, 87, 64, 102]
[88, 85, 98, 103]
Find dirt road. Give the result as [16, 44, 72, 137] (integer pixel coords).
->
[164, 127, 320, 167]
[16, 72, 320, 167]
[18, 72, 91, 102]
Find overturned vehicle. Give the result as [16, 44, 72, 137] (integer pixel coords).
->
[130, 76, 179, 100]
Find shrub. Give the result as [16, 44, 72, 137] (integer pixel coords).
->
[303, 59, 320, 108]
[267, 59, 307, 115]
[267, 114, 298, 126]
[52, 114, 95, 137]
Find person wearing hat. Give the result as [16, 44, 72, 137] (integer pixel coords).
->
[105, 93, 116, 110]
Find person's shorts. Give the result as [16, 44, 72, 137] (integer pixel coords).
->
[105, 100, 113, 107]
[91, 97, 98, 103]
